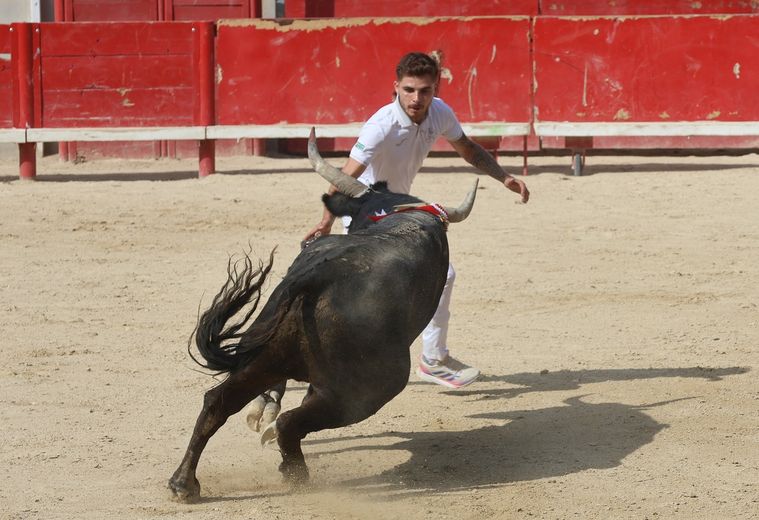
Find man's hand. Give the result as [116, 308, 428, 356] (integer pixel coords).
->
[303, 215, 335, 242]
[505, 177, 530, 203]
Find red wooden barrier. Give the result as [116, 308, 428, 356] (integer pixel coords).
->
[540, 0, 759, 15]
[216, 17, 532, 126]
[534, 15, 759, 124]
[38, 22, 198, 127]
[0, 25, 13, 130]
[59, 0, 159, 21]
[284, 0, 538, 17]
[168, 0, 261, 20]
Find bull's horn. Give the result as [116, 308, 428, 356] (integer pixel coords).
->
[442, 178, 479, 223]
[308, 127, 368, 197]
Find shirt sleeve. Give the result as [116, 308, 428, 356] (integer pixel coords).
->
[349, 121, 385, 166]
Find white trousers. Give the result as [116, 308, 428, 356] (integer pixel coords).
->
[341, 217, 453, 362]
[422, 263, 454, 362]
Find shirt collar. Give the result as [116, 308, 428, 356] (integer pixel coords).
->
[392, 95, 416, 128]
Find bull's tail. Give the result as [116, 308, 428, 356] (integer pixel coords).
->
[189, 248, 277, 373]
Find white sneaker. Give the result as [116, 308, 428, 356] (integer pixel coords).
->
[416, 355, 480, 389]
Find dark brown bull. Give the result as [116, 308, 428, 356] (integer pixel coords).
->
[168, 129, 477, 502]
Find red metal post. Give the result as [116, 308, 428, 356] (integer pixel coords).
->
[15, 23, 36, 180]
[53, 0, 65, 20]
[52, 3, 70, 161]
[196, 22, 215, 177]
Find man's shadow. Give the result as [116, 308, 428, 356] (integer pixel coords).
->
[300, 366, 748, 496]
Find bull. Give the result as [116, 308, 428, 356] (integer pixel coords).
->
[168, 129, 478, 502]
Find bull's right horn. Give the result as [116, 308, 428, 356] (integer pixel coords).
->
[308, 127, 368, 197]
[443, 178, 479, 223]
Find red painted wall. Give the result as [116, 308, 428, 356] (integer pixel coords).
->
[216, 17, 532, 125]
[534, 15, 759, 123]
[38, 22, 198, 127]
[167, 0, 261, 21]
[62, 0, 159, 21]
[540, 0, 759, 15]
[285, 0, 538, 17]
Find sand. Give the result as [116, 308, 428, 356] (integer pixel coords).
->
[1, 151, 757, 519]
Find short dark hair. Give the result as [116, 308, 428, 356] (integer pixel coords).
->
[396, 52, 439, 81]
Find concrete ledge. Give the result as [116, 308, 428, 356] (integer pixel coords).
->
[26, 126, 206, 142]
[207, 124, 363, 139]
[461, 122, 531, 137]
[534, 121, 759, 137]
[208, 122, 532, 140]
[0, 129, 26, 143]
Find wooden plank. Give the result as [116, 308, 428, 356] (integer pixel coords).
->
[70, 0, 159, 21]
[285, 0, 538, 17]
[533, 15, 759, 124]
[208, 122, 530, 139]
[172, 6, 248, 20]
[534, 122, 759, 137]
[39, 22, 196, 57]
[41, 87, 195, 126]
[216, 17, 532, 126]
[27, 126, 205, 141]
[41, 55, 194, 90]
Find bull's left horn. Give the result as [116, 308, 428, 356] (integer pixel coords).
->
[308, 128, 368, 197]
[443, 178, 479, 223]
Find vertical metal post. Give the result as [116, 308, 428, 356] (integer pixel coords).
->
[53, 0, 70, 162]
[522, 135, 528, 176]
[196, 22, 215, 177]
[15, 23, 36, 180]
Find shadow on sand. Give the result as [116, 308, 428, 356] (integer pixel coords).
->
[298, 366, 747, 496]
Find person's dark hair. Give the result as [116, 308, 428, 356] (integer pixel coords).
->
[396, 52, 439, 81]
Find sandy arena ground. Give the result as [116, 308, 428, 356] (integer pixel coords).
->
[1, 150, 757, 519]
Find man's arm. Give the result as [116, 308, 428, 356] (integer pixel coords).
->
[303, 157, 368, 241]
[449, 134, 529, 203]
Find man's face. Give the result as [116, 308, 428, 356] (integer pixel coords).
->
[394, 74, 436, 124]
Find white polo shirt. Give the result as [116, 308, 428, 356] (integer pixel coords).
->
[350, 96, 464, 195]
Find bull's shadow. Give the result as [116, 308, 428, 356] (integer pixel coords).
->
[306, 395, 670, 495]
[301, 366, 748, 496]
[415, 365, 749, 399]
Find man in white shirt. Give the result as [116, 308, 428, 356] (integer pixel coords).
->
[305, 52, 529, 388]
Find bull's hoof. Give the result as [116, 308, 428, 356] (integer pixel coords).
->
[168, 475, 201, 503]
[245, 396, 267, 432]
[279, 460, 310, 488]
[260, 420, 279, 448]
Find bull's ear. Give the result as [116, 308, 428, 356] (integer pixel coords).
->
[322, 192, 363, 217]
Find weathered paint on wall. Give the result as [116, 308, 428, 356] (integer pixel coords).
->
[215, 17, 533, 126]
[534, 15, 759, 123]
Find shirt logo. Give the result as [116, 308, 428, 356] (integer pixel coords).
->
[354, 141, 366, 151]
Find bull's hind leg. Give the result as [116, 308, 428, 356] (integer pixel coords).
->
[245, 380, 287, 432]
[274, 378, 407, 487]
[168, 369, 282, 502]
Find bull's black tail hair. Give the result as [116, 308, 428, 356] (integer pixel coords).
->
[189, 248, 277, 373]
